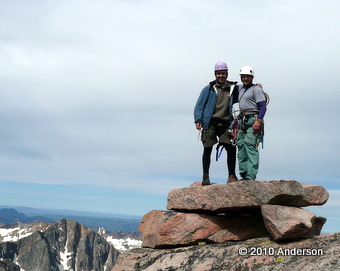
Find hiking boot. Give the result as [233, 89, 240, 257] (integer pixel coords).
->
[227, 175, 238, 184]
[240, 173, 248, 181]
[201, 174, 211, 186]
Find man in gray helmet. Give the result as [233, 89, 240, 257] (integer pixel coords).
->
[194, 61, 238, 185]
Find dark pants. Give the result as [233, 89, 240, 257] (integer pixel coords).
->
[202, 144, 236, 176]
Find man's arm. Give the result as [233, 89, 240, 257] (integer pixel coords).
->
[252, 101, 267, 133]
[194, 86, 209, 128]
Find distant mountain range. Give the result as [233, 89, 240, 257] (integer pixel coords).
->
[0, 207, 141, 232]
[0, 208, 54, 224]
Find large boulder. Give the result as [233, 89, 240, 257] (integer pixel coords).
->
[261, 205, 326, 241]
[167, 180, 329, 213]
[139, 210, 269, 248]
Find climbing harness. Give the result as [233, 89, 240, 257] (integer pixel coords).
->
[230, 114, 265, 149]
[216, 120, 238, 161]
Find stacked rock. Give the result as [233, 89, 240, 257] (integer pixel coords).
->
[139, 180, 328, 248]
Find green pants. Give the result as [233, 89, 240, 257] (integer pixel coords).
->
[237, 117, 261, 180]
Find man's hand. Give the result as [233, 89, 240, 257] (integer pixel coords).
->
[196, 123, 202, 130]
[252, 120, 262, 133]
[256, 83, 263, 89]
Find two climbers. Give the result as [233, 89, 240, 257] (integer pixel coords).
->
[194, 62, 267, 185]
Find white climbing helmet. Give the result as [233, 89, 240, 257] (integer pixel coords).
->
[239, 66, 254, 76]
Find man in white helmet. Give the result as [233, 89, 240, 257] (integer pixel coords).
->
[237, 66, 267, 180]
[194, 61, 239, 185]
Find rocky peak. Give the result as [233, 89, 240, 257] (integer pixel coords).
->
[0, 219, 120, 271]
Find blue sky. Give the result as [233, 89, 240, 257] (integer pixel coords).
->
[0, 0, 339, 233]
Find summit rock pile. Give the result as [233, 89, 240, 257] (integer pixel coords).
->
[111, 180, 334, 271]
[139, 180, 328, 248]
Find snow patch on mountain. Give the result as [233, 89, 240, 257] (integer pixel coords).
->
[105, 236, 142, 251]
[59, 238, 72, 271]
[0, 225, 38, 242]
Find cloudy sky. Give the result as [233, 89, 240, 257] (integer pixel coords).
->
[0, 0, 339, 232]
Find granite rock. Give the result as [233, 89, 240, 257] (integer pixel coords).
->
[167, 180, 329, 213]
[139, 210, 269, 248]
[261, 205, 326, 241]
[111, 233, 340, 271]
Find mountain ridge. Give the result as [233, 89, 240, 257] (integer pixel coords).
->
[0, 208, 53, 224]
[0, 207, 141, 232]
[0, 205, 142, 219]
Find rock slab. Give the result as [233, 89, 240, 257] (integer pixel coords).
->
[167, 180, 329, 213]
[139, 210, 269, 248]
